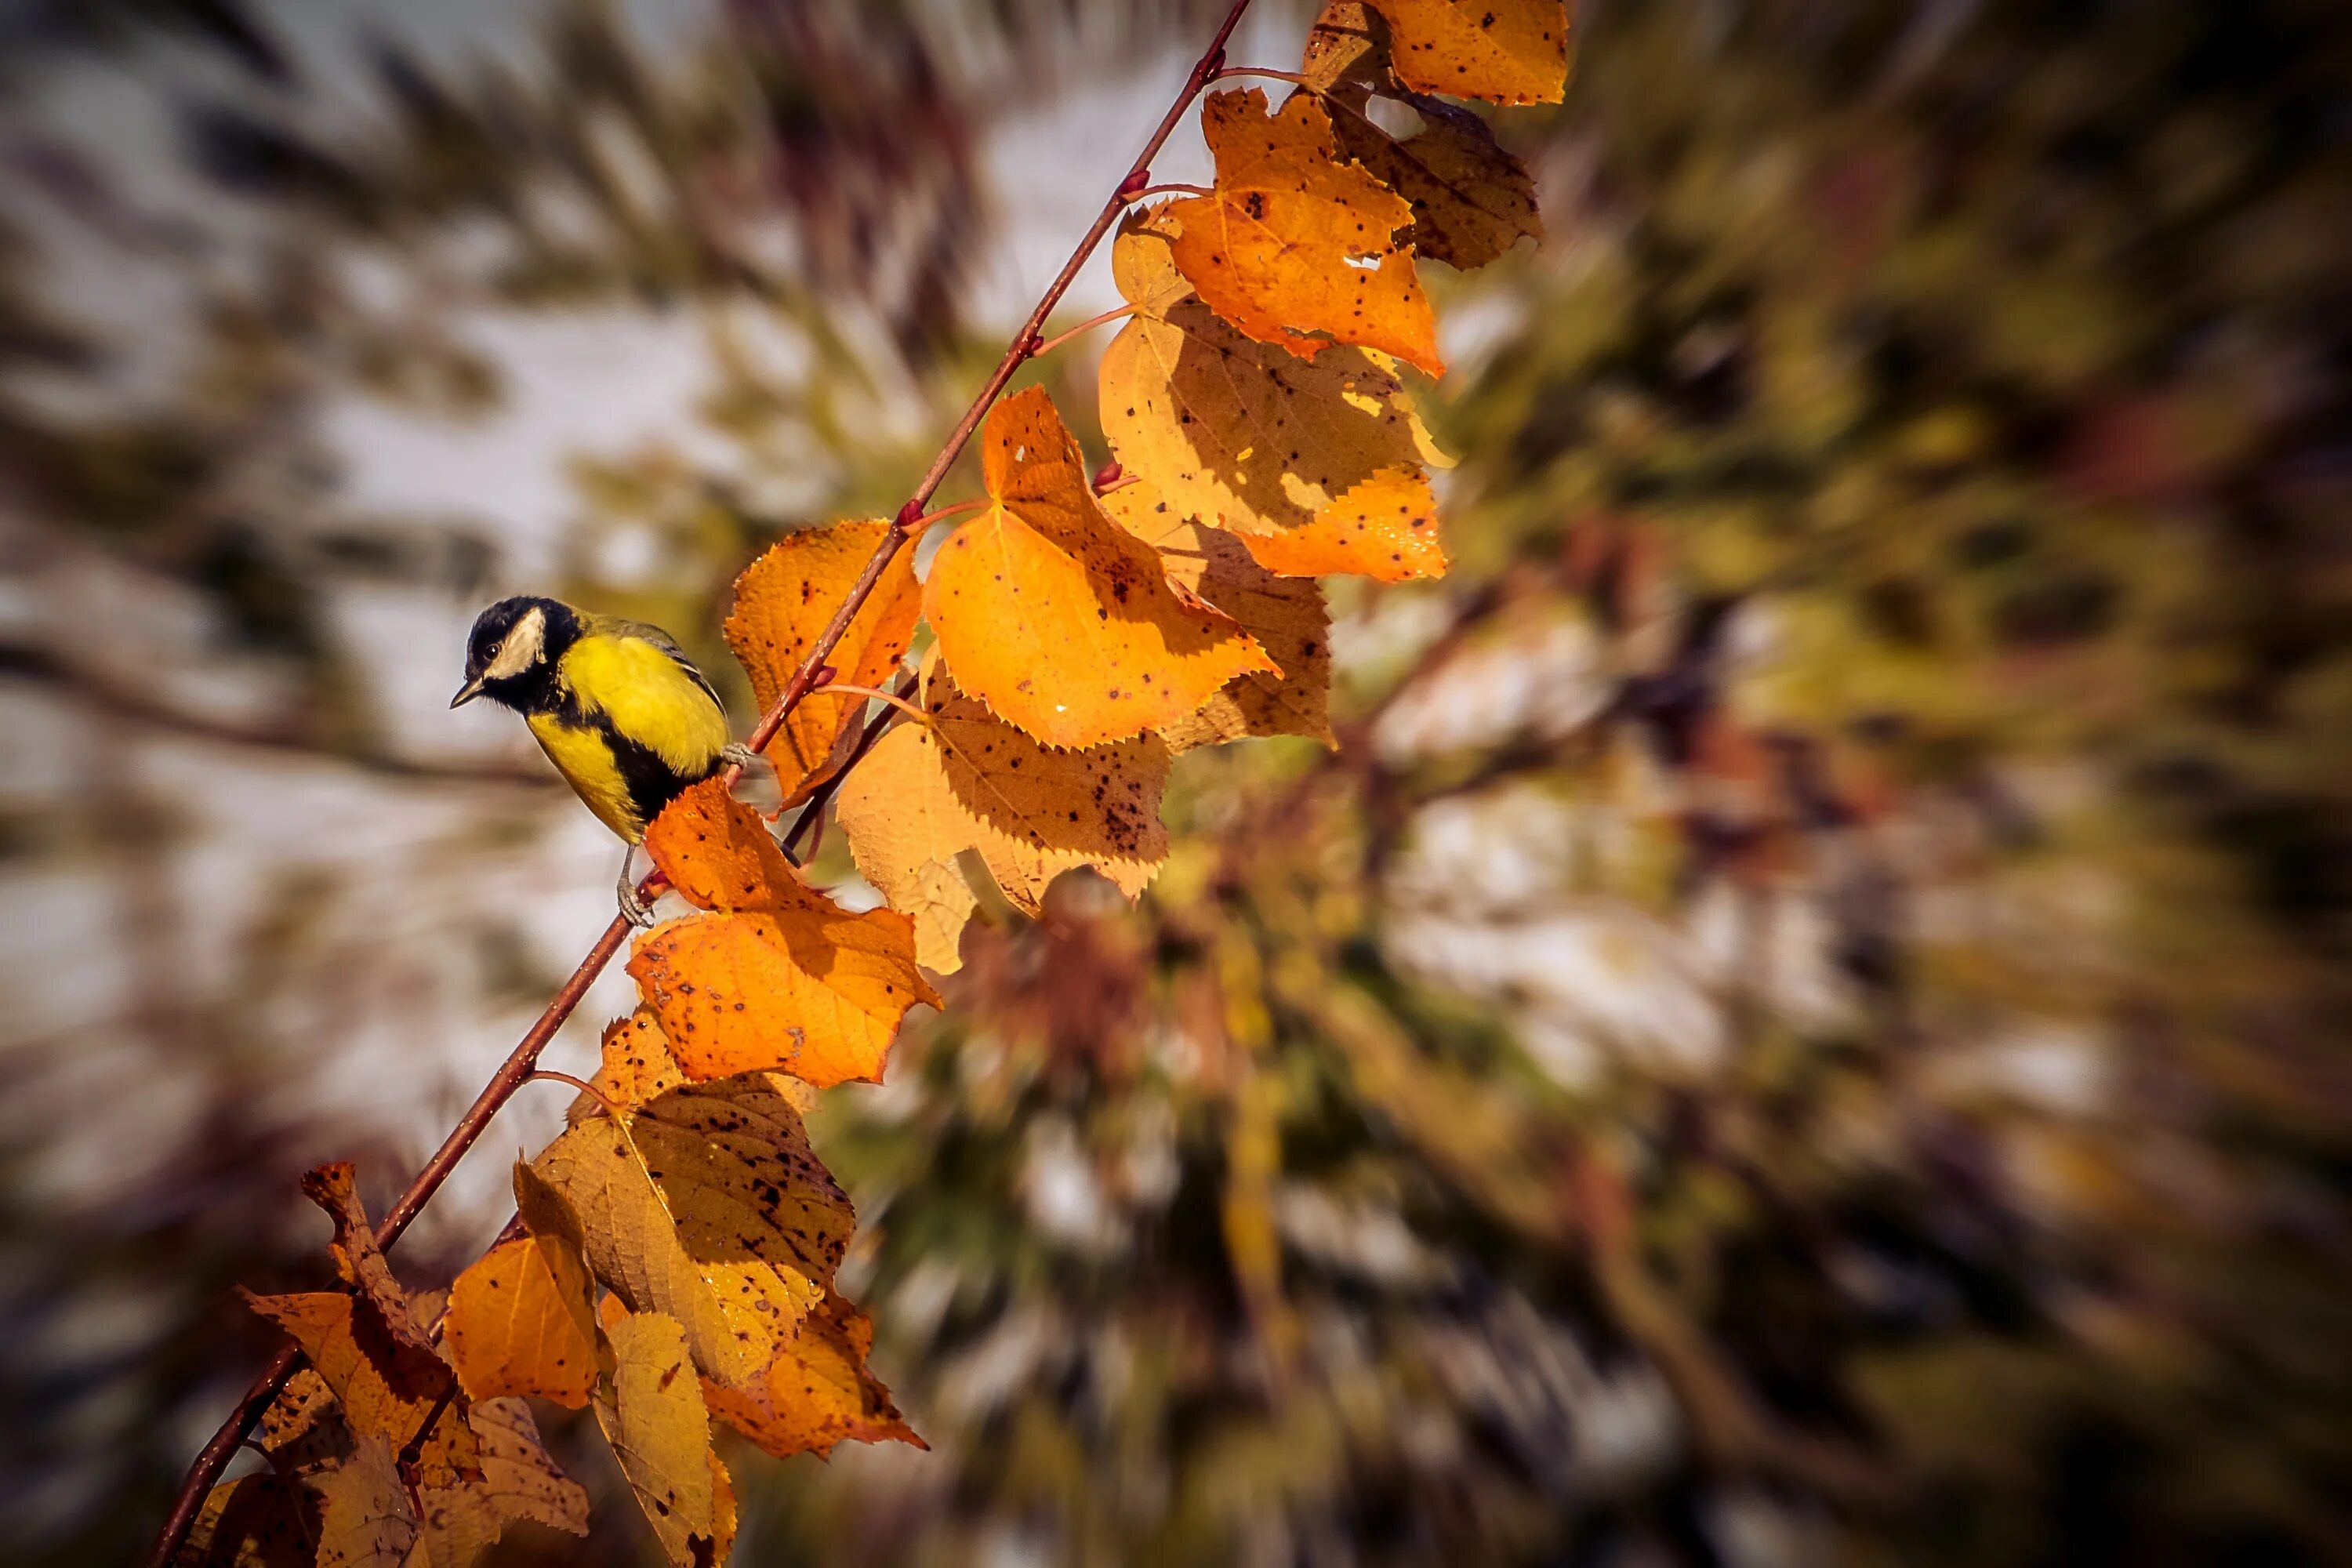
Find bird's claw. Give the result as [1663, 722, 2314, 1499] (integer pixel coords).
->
[722, 742, 762, 773]
[617, 876, 659, 929]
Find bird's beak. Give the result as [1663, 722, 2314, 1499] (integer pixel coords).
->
[449, 677, 485, 710]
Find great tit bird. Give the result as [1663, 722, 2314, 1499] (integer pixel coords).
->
[451, 596, 755, 926]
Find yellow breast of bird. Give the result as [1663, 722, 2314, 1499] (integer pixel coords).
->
[527, 712, 644, 841]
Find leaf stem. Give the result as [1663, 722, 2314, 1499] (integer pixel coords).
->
[1215, 66, 1313, 88]
[525, 1069, 622, 1119]
[799, 682, 934, 728]
[1031, 304, 1138, 359]
[1127, 182, 1216, 200]
[908, 496, 985, 531]
[138, 4, 1259, 1561]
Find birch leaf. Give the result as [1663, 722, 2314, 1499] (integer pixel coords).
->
[595, 1310, 728, 1568]
[1366, 0, 1572, 105]
[634, 778, 939, 1087]
[1099, 208, 1449, 539]
[309, 1436, 416, 1568]
[702, 1292, 925, 1461]
[1330, 91, 1542, 269]
[724, 519, 920, 802]
[240, 1291, 478, 1489]
[1102, 478, 1334, 751]
[299, 1162, 434, 1357]
[1243, 466, 1450, 582]
[1163, 88, 1443, 376]
[444, 1232, 599, 1410]
[179, 1475, 317, 1568]
[924, 387, 1275, 748]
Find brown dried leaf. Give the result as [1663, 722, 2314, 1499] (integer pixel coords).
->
[240, 1290, 478, 1490]
[178, 1474, 317, 1568]
[299, 1163, 433, 1357]
[308, 1435, 416, 1568]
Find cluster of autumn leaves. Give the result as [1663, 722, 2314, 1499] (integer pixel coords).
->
[190, 3, 1566, 1563]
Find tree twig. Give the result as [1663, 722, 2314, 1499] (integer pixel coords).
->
[138, 5, 1256, 1561]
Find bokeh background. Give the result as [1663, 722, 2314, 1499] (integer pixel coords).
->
[5, 0, 2350, 1563]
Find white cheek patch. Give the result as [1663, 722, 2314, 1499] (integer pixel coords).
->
[485, 604, 546, 680]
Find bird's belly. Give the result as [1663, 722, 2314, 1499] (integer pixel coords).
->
[527, 713, 648, 842]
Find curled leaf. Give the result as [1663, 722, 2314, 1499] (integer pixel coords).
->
[240, 1290, 478, 1489]
[702, 1292, 925, 1461]
[299, 1162, 433, 1356]
[1162, 88, 1443, 376]
[924, 387, 1276, 748]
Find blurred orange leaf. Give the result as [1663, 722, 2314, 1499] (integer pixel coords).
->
[924, 387, 1275, 748]
[724, 520, 920, 802]
[1243, 466, 1450, 582]
[1162, 89, 1442, 376]
[634, 778, 939, 1086]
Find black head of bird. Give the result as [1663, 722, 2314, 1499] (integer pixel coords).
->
[450, 594, 579, 713]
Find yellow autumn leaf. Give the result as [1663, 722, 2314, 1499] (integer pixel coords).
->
[595, 1309, 731, 1568]
[633, 778, 939, 1087]
[180, 1474, 316, 1568]
[1243, 465, 1450, 582]
[1098, 208, 1449, 539]
[570, 1007, 690, 1123]
[628, 1071, 858, 1290]
[1102, 478, 1334, 752]
[529, 1112, 808, 1391]
[924, 387, 1276, 749]
[702, 1291, 925, 1461]
[309, 1435, 416, 1568]
[837, 664, 1173, 942]
[1301, 0, 1388, 93]
[1366, 0, 1571, 105]
[1162, 88, 1443, 376]
[409, 1398, 591, 1567]
[724, 519, 921, 802]
[444, 1232, 599, 1409]
[239, 1290, 479, 1489]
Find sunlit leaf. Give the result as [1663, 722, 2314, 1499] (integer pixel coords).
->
[837, 664, 1172, 938]
[633, 778, 939, 1086]
[1162, 89, 1443, 376]
[702, 1292, 926, 1461]
[240, 1290, 478, 1488]
[444, 1232, 598, 1409]
[1098, 208, 1448, 539]
[1243, 465, 1450, 581]
[1365, 0, 1571, 105]
[595, 1309, 731, 1568]
[924, 387, 1276, 748]
[1102, 477, 1334, 751]
[724, 519, 921, 802]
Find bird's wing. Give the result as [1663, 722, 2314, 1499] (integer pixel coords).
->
[597, 615, 727, 713]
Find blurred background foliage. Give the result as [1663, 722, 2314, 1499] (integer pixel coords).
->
[3, 0, 2349, 1564]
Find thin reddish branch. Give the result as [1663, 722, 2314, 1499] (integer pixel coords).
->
[140, 5, 1256, 1562]
[1031, 303, 1138, 360]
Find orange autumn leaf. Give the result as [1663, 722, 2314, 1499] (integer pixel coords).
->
[1161, 88, 1443, 377]
[1243, 466, 1450, 583]
[724, 520, 920, 802]
[1102, 478, 1334, 751]
[923, 387, 1276, 748]
[240, 1290, 480, 1488]
[702, 1292, 925, 1461]
[445, 1235, 599, 1409]
[593, 1309, 731, 1568]
[1330, 92, 1542, 270]
[1366, 0, 1571, 105]
[1098, 207, 1450, 540]
[836, 663, 1173, 938]
[634, 778, 940, 1086]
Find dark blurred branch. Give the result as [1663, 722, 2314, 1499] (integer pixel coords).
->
[139, 4, 1258, 1561]
[0, 644, 557, 789]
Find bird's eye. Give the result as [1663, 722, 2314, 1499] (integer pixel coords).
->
[488, 641, 503, 656]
